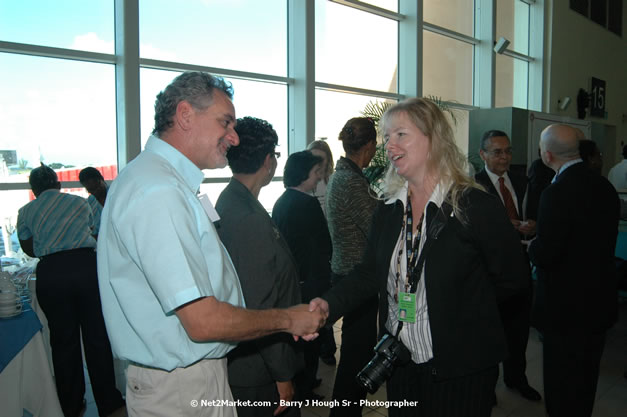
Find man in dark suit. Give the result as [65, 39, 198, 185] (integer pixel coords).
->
[475, 130, 541, 403]
[529, 124, 620, 417]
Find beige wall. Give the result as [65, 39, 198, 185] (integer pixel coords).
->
[546, 0, 627, 166]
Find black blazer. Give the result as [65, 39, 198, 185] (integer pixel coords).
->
[272, 189, 332, 302]
[324, 187, 528, 380]
[527, 158, 555, 220]
[216, 179, 303, 387]
[475, 169, 531, 220]
[528, 162, 620, 332]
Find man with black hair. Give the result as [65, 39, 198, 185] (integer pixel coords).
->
[79, 166, 109, 234]
[17, 164, 125, 417]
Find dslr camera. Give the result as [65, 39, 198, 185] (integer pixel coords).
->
[356, 333, 411, 394]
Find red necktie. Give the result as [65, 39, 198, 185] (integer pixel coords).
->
[499, 177, 519, 221]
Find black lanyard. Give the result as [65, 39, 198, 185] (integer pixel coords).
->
[396, 195, 425, 299]
[404, 197, 424, 292]
[394, 199, 453, 337]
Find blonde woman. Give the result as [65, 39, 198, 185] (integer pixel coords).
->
[311, 98, 528, 417]
[307, 140, 334, 217]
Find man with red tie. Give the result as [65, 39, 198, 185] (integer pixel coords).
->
[475, 130, 541, 404]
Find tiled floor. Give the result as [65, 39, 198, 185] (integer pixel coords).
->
[74, 302, 627, 417]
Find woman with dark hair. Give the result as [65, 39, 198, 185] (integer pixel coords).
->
[215, 117, 302, 417]
[272, 150, 332, 401]
[325, 117, 379, 417]
[311, 98, 528, 417]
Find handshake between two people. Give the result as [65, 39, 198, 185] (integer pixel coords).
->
[288, 297, 331, 342]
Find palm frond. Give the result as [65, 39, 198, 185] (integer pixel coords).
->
[360, 100, 394, 127]
[425, 95, 458, 126]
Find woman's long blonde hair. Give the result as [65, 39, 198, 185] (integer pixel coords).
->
[380, 97, 480, 219]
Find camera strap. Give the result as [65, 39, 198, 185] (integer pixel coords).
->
[395, 200, 453, 338]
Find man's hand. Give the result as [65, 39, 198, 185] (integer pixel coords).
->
[273, 380, 294, 416]
[517, 219, 536, 236]
[294, 298, 331, 341]
[286, 304, 326, 341]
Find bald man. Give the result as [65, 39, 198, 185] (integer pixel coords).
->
[528, 124, 620, 417]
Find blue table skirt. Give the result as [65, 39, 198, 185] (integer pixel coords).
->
[0, 303, 42, 372]
[616, 227, 627, 260]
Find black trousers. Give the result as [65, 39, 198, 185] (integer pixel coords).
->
[36, 248, 124, 417]
[318, 325, 337, 360]
[543, 329, 606, 417]
[498, 287, 533, 387]
[329, 288, 378, 417]
[387, 361, 498, 417]
[230, 383, 300, 417]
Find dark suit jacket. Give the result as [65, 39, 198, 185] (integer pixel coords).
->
[527, 158, 555, 220]
[324, 187, 529, 380]
[272, 189, 332, 302]
[216, 179, 303, 387]
[475, 169, 531, 220]
[528, 162, 620, 333]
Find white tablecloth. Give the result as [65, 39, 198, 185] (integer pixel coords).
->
[0, 319, 63, 417]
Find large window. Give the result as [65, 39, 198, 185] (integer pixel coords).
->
[139, 0, 287, 76]
[315, 0, 398, 93]
[314, 0, 401, 163]
[423, 0, 474, 37]
[0, 53, 117, 173]
[0, 0, 545, 228]
[497, 0, 530, 55]
[494, 0, 533, 109]
[495, 54, 529, 108]
[0, 0, 114, 53]
[422, 31, 474, 105]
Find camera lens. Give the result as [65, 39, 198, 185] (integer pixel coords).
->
[356, 354, 395, 394]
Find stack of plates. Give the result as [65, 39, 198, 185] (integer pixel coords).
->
[0, 290, 22, 318]
[0, 276, 22, 318]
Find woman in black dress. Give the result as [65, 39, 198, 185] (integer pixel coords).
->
[273, 151, 332, 400]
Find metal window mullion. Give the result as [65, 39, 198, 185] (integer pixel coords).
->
[114, 0, 141, 170]
[397, 0, 420, 98]
[314, 82, 404, 101]
[288, 0, 315, 152]
[527, 0, 544, 112]
[423, 22, 481, 46]
[139, 58, 291, 85]
[0, 40, 116, 65]
[474, 0, 495, 108]
[329, 0, 404, 21]
[501, 49, 534, 62]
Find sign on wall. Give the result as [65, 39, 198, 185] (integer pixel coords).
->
[590, 77, 606, 118]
